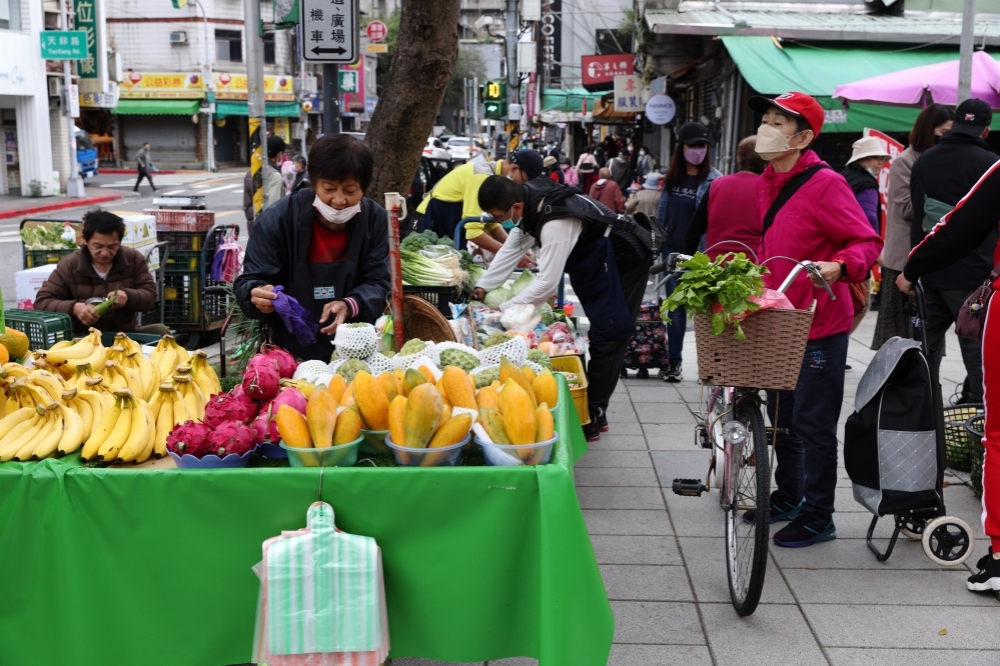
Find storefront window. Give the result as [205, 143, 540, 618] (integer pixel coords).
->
[215, 29, 242, 62]
[0, 0, 22, 31]
[264, 33, 275, 64]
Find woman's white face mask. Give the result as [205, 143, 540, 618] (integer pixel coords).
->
[755, 123, 807, 161]
[313, 197, 361, 224]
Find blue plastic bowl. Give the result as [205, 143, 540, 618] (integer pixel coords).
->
[168, 448, 256, 469]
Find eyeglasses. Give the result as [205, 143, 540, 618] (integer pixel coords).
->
[88, 243, 120, 252]
[489, 207, 512, 224]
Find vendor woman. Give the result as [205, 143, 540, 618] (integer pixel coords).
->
[234, 134, 390, 361]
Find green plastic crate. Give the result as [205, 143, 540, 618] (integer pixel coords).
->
[24, 248, 76, 269]
[3, 310, 73, 351]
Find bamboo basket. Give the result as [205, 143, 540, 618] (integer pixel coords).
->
[402, 294, 456, 344]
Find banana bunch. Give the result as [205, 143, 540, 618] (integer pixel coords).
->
[171, 373, 206, 421]
[189, 350, 222, 398]
[150, 335, 189, 385]
[105, 342, 161, 401]
[99, 359, 145, 400]
[68, 363, 111, 396]
[148, 383, 192, 458]
[61, 387, 108, 443]
[80, 388, 155, 464]
[25, 369, 69, 404]
[4, 376, 63, 416]
[43, 328, 107, 375]
[0, 397, 86, 462]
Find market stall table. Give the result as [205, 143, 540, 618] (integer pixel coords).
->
[0, 379, 613, 666]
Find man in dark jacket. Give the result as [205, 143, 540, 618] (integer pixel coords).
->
[908, 98, 998, 403]
[35, 209, 163, 336]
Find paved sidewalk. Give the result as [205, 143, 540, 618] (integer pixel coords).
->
[392, 312, 1000, 666]
[0, 188, 121, 219]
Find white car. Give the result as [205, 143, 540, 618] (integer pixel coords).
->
[423, 137, 451, 171]
[443, 136, 478, 164]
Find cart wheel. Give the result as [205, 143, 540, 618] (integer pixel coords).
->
[921, 516, 974, 566]
[899, 517, 926, 540]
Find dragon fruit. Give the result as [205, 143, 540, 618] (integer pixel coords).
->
[203, 392, 259, 428]
[260, 344, 297, 379]
[166, 421, 214, 458]
[271, 385, 307, 415]
[250, 404, 274, 444]
[242, 362, 281, 402]
[208, 421, 257, 457]
[232, 383, 246, 399]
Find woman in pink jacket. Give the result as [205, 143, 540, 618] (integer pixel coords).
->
[748, 92, 883, 548]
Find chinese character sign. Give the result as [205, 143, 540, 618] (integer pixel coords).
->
[73, 0, 98, 79]
[613, 75, 645, 112]
[302, 0, 358, 63]
[581, 54, 633, 86]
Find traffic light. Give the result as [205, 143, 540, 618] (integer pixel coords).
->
[482, 79, 506, 120]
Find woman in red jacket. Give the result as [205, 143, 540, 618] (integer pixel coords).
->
[898, 161, 1000, 591]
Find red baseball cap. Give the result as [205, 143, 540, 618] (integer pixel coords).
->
[749, 91, 825, 138]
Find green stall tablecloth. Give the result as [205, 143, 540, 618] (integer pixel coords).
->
[0, 378, 613, 666]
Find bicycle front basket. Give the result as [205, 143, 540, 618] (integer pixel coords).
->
[693, 308, 813, 391]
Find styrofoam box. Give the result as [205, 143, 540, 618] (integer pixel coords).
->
[15, 264, 58, 309]
[121, 215, 159, 270]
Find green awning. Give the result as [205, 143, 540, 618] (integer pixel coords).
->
[541, 88, 605, 113]
[112, 99, 201, 115]
[215, 101, 301, 118]
[721, 36, 1000, 132]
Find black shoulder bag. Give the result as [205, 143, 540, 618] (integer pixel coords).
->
[761, 164, 830, 237]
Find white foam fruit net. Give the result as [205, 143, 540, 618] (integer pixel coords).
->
[364, 353, 394, 376]
[293, 360, 331, 383]
[392, 341, 440, 370]
[478, 335, 527, 367]
[434, 342, 481, 369]
[333, 324, 378, 359]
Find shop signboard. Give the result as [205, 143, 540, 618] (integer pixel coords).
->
[302, 0, 359, 64]
[120, 72, 206, 99]
[40, 31, 88, 60]
[214, 73, 295, 101]
[72, 0, 99, 79]
[645, 94, 676, 125]
[582, 54, 632, 87]
[613, 75, 645, 112]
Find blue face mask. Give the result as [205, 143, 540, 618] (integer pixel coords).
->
[865, 167, 877, 178]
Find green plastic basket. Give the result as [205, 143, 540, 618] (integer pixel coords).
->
[965, 415, 985, 498]
[3, 310, 73, 351]
[944, 404, 984, 472]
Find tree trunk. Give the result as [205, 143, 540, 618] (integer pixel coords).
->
[365, 0, 461, 206]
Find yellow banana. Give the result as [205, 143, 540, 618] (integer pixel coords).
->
[28, 370, 67, 401]
[2, 363, 30, 379]
[15, 407, 59, 461]
[114, 333, 144, 357]
[170, 385, 192, 426]
[56, 403, 85, 455]
[0, 407, 40, 444]
[69, 393, 94, 439]
[134, 408, 156, 463]
[190, 351, 222, 397]
[98, 392, 136, 461]
[118, 363, 144, 400]
[153, 390, 173, 458]
[49, 340, 74, 352]
[151, 337, 179, 383]
[0, 408, 44, 461]
[43, 329, 98, 363]
[128, 352, 161, 401]
[169, 336, 190, 367]
[82, 394, 123, 462]
[75, 389, 105, 437]
[172, 376, 202, 421]
[116, 396, 152, 462]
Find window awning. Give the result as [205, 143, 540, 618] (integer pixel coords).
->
[111, 100, 201, 115]
[722, 36, 1000, 133]
[541, 88, 605, 113]
[215, 101, 301, 118]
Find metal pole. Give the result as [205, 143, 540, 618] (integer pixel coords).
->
[298, 24, 307, 152]
[322, 64, 341, 135]
[385, 192, 406, 350]
[958, 0, 976, 104]
[62, 0, 85, 198]
[244, 0, 267, 216]
[505, 0, 519, 155]
[196, 0, 215, 172]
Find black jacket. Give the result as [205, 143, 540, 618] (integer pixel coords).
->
[234, 188, 391, 324]
[909, 131, 998, 290]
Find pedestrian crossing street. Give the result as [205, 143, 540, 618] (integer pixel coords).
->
[99, 173, 244, 195]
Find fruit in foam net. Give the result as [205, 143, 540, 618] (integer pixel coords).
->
[439, 348, 479, 372]
[398, 339, 427, 357]
[482, 332, 509, 349]
[335, 358, 370, 385]
[526, 349, 553, 370]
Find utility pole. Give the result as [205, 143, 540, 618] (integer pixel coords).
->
[62, 0, 85, 198]
[193, 0, 215, 172]
[298, 24, 307, 151]
[504, 0, 519, 155]
[958, 0, 976, 104]
[244, 0, 267, 216]
[323, 64, 341, 135]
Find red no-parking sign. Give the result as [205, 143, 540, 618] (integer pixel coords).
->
[366, 21, 387, 42]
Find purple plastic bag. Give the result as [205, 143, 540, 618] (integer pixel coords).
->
[272, 285, 321, 347]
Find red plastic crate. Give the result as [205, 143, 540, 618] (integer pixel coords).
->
[145, 208, 216, 232]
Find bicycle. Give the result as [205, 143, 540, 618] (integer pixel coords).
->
[651, 250, 834, 616]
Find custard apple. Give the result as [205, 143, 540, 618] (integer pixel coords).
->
[439, 348, 480, 372]
[474, 366, 500, 389]
[335, 358, 370, 384]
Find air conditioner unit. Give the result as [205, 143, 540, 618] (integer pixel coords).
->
[170, 31, 188, 45]
[48, 76, 63, 97]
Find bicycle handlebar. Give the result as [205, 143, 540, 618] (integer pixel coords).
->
[652, 253, 836, 302]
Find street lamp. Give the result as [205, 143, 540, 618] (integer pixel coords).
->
[187, 0, 216, 172]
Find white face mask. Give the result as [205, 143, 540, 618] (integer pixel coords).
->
[639, 150, 646, 156]
[755, 123, 805, 161]
[313, 196, 361, 224]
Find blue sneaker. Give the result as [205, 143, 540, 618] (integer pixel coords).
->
[773, 512, 836, 548]
[743, 492, 803, 525]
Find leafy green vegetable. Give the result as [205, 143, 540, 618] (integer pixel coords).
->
[20, 225, 77, 250]
[660, 252, 766, 340]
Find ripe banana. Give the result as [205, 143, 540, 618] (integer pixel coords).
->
[0, 407, 44, 461]
[82, 394, 123, 462]
[44, 329, 99, 364]
[172, 375, 204, 421]
[151, 337, 180, 383]
[134, 408, 156, 463]
[116, 396, 152, 463]
[28, 370, 67, 404]
[152, 388, 173, 458]
[69, 392, 95, 439]
[170, 385, 192, 426]
[75, 389, 106, 438]
[15, 407, 58, 461]
[190, 351, 222, 397]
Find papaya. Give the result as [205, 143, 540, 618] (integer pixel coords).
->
[353, 371, 390, 431]
[478, 407, 512, 445]
[437, 404, 452, 432]
[340, 381, 354, 405]
[532, 370, 558, 408]
[535, 402, 555, 442]
[498, 379, 536, 445]
[393, 368, 407, 395]
[403, 383, 443, 449]
[521, 365, 537, 385]
[388, 395, 407, 447]
[442, 366, 476, 410]
[500, 356, 536, 406]
[490, 380, 502, 390]
[404, 368, 428, 394]
[306, 385, 339, 448]
[377, 371, 399, 403]
[421, 413, 473, 466]
[327, 374, 347, 404]
[417, 365, 436, 384]
[476, 386, 499, 411]
[333, 405, 362, 444]
[276, 404, 312, 449]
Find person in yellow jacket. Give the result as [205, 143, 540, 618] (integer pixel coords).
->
[417, 150, 544, 258]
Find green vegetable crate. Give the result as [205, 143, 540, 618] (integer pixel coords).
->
[402, 285, 461, 318]
[24, 249, 76, 269]
[3, 310, 73, 350]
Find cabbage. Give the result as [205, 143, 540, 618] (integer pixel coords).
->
[483, 287, 511, 309]
[510, 270, 535, 296]
[539, 302, 554, 326]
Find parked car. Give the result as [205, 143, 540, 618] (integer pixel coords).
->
[444, 136, 478, 165]
[423, 137, 451, 172]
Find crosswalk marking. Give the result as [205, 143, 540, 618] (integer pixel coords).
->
[99, 174, 242, 189]
[163, 189, 185, 195]
[199, 184, 238, 193]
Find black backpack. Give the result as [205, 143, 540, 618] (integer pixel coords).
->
[844, 337, 941, 516]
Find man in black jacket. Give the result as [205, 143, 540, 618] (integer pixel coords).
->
[908, 98, 998, 403]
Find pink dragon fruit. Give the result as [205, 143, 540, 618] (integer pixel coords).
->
[260, 344, 298, 379]
[231, 383, 246, 399]
[203, 392, 259, 429]
[271, 385, 307, 415]
[208, 421, 257, 457]
[166, 421, 214, 458]
[242, 362, 281, 402]
[251, 399, 278, 444]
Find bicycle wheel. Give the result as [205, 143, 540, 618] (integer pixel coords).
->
[725, 402, 770, 616]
